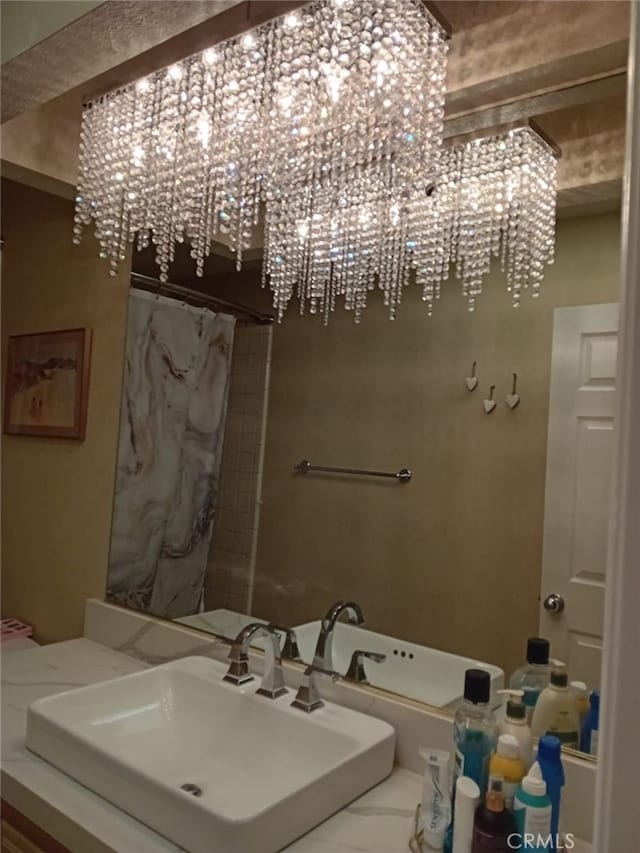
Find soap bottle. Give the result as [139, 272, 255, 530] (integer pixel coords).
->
[471, 776, 516, 852]
[509, 638, 551, 722]
[513, 762, 552, 849]
[454, 669, 498, 798]
[531, 665, 579, 748]
[569, 681, 589, 731]
[536, 735, 565, 851]
[580, 690, 600, 756]
[488, 734, 525, 810]
[497, 689, 534, 770]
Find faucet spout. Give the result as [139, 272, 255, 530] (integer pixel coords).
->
[223, 622, 287, 699]
[312, 601, 365, 671]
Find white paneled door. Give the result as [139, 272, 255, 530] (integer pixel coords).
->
[539, 303, 619, 688]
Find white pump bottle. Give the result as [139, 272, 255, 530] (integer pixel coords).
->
[497, 688, 534, 770]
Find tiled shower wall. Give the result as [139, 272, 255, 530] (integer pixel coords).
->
[203, 323, 272, 614]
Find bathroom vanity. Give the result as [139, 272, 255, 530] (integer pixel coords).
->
[0, 639, 432, 853]
[0, 600, 597, 853]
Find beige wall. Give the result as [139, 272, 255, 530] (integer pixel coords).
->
[1, 179, 129, 643]
[252, 212, 621, 679]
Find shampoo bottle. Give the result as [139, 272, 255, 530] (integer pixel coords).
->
[536, 735, 565, 851]
[513, 762, 552, 850]
[580, 690, 600, 756]
[454, 669, 498, 798]
[497, 689, 534, 769]
[471, 777, 516, 852]
[509, 638, 551, 722]
[531, 666, 579, 748]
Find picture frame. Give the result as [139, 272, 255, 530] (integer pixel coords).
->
[4, 328, 92, 440]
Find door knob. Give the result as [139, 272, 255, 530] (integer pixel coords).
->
[543, 593, 565, 614]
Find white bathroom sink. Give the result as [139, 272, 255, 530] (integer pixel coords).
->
[26, 656, 394, 853]
[175, 608, 267, 638]
[293, 621, 504, 709]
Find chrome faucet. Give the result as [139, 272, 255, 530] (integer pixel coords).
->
[313, 600, 365, 670]
[291, 665, 339, 713]
[345, 650, 386, 684]
[223, 622, 287, 699]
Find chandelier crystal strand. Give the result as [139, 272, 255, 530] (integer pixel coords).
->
[74, 0, 449, 319]
[420, 127, 559, 313]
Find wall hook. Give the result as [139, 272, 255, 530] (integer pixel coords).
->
[465, 361, 478, 392]
[483, 385, 497, 414]
[506, 373, 520, 409]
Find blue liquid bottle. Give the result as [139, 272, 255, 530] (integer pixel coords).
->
[536, 735, 565, 852]
[444, 670, 497, 853]
[581, 691, 600, 756]
[453, 669, 497, 797]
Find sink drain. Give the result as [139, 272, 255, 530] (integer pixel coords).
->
[180, 783, 203, 797]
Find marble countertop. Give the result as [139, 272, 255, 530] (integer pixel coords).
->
[1, 638, 420, 853]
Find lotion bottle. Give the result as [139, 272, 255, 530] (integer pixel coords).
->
[513, 762, 552, 850]
[531, 665, 579, 748]
[569, 681, 589, 731]
[488, 735, 525, 810]
[497, 689, 534, 769]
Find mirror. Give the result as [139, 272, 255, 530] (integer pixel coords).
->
[104, 0, 629, 762]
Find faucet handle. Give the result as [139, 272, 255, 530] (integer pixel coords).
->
[291, 665, 339, 713]
[223, 643, 254, 686]
[269, 624, 301, 661]
[256, 630, 287, 700]
[345, 650, 386, 684]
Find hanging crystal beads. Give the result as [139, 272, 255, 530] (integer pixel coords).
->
[74, 3, 559, 323]
[74, 0, 449, 322]
[419, 126, 559, 315]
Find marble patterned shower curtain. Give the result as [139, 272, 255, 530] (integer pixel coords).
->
[107, 289, 235, 618]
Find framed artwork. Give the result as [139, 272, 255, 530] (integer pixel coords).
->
[4, 328, 92, 440]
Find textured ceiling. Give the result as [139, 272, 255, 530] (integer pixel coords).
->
[0, 0, 241, 123]
[1, 1, 103, 64]
[0, 0, 629, 223]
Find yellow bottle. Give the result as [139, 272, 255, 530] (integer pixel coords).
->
[488, 734, 525, 810]
[570, 681, 590, 731]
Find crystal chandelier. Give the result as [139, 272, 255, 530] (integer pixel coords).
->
[74, 1, 559, 323]
[415, 125, 559, 315]
[74, 0, 449, 322]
